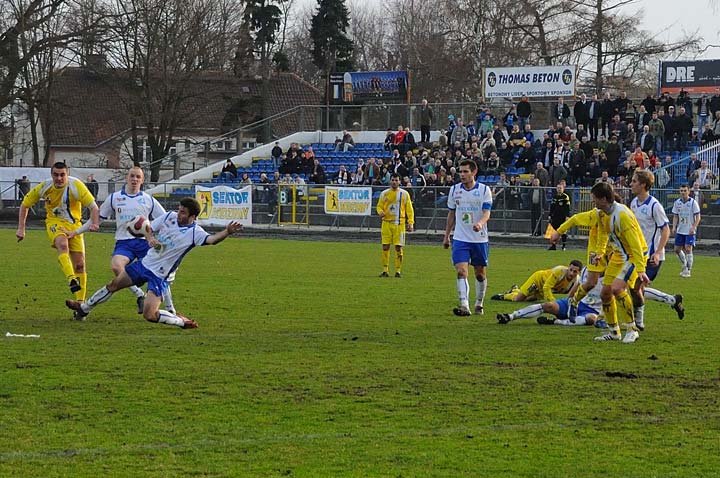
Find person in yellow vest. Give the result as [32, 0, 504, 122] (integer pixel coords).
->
[491, 260, 582, 302]
[376, 173, 414, 277]
[16, 162, 100, 313]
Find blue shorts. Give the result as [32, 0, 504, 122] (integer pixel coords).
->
[113, 238, 151, 262]
[674, 234, 696, 247]
[556, 298, 598, 321]
[645, 260, 662, 281]
[451, 240, 489, 266]
[125, 261, 168, 298]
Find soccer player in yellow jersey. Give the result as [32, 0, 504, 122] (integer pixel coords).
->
[376, 173, 414, 277]
[550, 208, 608, 310]
[590, 182, 649, 343]
[491, 260, 582, 302]
[16, 162, 100, 306]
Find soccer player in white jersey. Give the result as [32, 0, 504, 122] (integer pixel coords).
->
[69, 167, 169, 314]
[66, 198, 242, 329]
[443, 159, 493, 316]
[629, 171, 685, 329]
[497, 268, 603, 326]
[671, 184, 701, 277]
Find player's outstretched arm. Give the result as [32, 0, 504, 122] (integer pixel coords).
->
[206, 221, 243, 245]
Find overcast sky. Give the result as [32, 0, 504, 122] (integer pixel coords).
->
[299, 0, 720, 60]
[628, 0, 720, 59]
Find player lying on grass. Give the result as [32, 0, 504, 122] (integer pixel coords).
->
[66, 197, 242, 329]
[491, 260, 582, 302]
[496, 267, 604, 326]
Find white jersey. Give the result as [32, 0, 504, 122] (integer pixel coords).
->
[671, 197, 700, 235]
[100, 188, 166, 240]
[631, 195, 669, 261]
[447, 181, 493, 243]
[142, 212, 210, 279]
[578, 268, 602, 312]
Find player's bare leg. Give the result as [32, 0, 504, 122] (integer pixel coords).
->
[111, 255, 145, 313]
[143, 291, 197, 329]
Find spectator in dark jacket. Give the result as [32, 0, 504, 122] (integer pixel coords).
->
[551, 97, 571, 126]
[674, 107, 693, 152]
[548, 181, 571, 250]
[604, 136, 621, 175]
[516, 95, 532, 131]
[574, 94, 590, 131]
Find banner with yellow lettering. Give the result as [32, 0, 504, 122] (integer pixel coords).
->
[195, 185, 253, 226]
[324, 186, 372, 216]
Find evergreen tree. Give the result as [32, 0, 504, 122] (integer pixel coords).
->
[309, 0, 354, 73]
[243, 0, 282, 79]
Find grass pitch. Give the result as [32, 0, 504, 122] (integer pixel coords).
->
[1, 229, 718, 477]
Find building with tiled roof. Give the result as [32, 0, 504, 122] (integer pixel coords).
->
[10, 66, 322, 169]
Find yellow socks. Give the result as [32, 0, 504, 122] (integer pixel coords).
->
[394, 250, 403, 272]
[381, 249, 390, 272]
[616, 290, 635, 331]
[58, 252, 76, 281]
[76, 272, 87, 301]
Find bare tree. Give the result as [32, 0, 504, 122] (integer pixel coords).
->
[103, 0, 237, 180]
[569, 0, 700, 94]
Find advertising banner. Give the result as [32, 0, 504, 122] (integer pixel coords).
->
[195, 185, 253, 226]
[658, 60, 720, 95]
[330, 71, 409, 104]
[324, 186, 372, 216]
[483, 65, 576, 98]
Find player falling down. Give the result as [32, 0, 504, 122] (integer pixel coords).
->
[68, 167, 178, 316]
[67, 198, 242, 329]
[491, 260, 582, 302]
[496, 267, 603, 326]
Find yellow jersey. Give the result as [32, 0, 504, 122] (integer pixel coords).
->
[556, 209, 608, 257]
[602, 202, 648, 273]
[22, 176, 96, 225]
[376, 187, 414, 226]
[540, 265, 577, 301]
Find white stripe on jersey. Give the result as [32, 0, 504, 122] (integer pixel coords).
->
[447, 181, 493, 243]
[631, 195, 669, 260]
[100, 188, 167, 240]
[143, 212, 210, 279]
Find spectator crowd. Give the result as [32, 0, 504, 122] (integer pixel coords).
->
[219, 90, 720, 215]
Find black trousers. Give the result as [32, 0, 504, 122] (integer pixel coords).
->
[531, 204, 542, 235]
[420, 125, 430, 143]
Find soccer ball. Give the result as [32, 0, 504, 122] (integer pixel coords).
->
[127, 215, 151, 238]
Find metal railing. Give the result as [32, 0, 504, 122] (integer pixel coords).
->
[4, 181, 720, 241]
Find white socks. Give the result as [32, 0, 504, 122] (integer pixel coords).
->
[129, 285, 144, 298]
[511, 303, 543, 320]
[634, 305, 645, 329]
[686, 253, 694, 271]
[163, 287, 176, 314]
[475, 277, 487, 307]
[457, 278, 469, 308]
[644, 287, 675, 305]
[677, 250, 687, 268]
[83, 286, 113, 312]
[158, 310, 184, 327]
